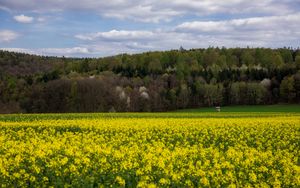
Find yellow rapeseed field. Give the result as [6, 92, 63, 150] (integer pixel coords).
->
[0, 113, 299, 187]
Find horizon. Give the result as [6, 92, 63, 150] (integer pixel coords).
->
[0, 1, 300, 57]
[1, 46, 300, 59]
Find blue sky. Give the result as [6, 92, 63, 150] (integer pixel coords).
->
[0, 0, 299, 57]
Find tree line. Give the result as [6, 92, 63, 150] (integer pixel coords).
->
[0, 47, 300, 113]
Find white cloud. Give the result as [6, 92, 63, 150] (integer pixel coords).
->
[176, 13, 300, 46]
[13, 14, 34, 23]
[74, 29, 218, 55]
[73, 13, 300, 56]
[0, 47, 90, 57]
[75, 30, 156, 41]
[160, 0, 294, 15]
[1, 1, 299, 57]
[0, 30, 19, 42]
[37, 17, 46, 22]
[1, 0, 298, 23]
[101, 4, 179, 23]
[75, 29, 173, 53]
[176, 13, 300, 33]
[42, 47, 90, 55]
[2, 11, 300, 57]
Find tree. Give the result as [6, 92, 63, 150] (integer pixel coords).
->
[67, 80, 79, 112]
[43, 79, 71, 112]
[217, 55, 228, 70]
[241, 50, 255, 66]
[203, 84, 223, 106]
[148, 59, 162, 74]
[0, 48, 299, 113]
[78, 59, 90, 73]
[203, 49, 219, 68]
[293, 73, 300, 102]
[229, 83, 240, 105]
[247, 83, 266, 104]
[176, 83, 190, 108]
[280, 76, 296, 103]
[272, 53, 284, 69]
[295, 55, 300, 70]
[189, 59, 200, 75]
[280, 49, 293, 64]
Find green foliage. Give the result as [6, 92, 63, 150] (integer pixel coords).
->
[246, 83, 266, 104]
[280, 76, 296, 103]
[203, 84, 223, 106]
[295, 55, 300, 69]
[0, 48, 300, 113]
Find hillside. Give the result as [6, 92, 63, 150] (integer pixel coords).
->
[1, 47, 300, 113]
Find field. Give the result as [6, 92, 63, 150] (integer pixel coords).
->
[176, 104, 300, 113]
[0, 112, 299, 187]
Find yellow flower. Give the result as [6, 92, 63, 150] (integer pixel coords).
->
[249, 172, 257, 183]
[159, 178, 169, 185]
[0, 113, 298, 187]
[13, 172, 21, 179]
[200, 177, 209, 186]
[115, 176, 125, 187]
[43, 176, 49, 182]
[61, 157, 69, 165]
[30, 176, 36, 182]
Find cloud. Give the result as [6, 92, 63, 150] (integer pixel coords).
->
[101, 4, 179, 23]
[73, 13, 300, 56]
[2, 10, 300, 57]
[0, 47, 90, 57]
[160, 0, 296, 16]
[74, 29, 213, 55]
[0, 30, 19, 42]
[1, 1, 299, 57]
[37, 17, 46, 22]
[1, 0, 299, 23]
[176, 13, 300, 33]
[175, 14, 300, 46]
[43, 47, 90, 55]
[75, 30, 156, 41]
[13, 14, 34, 23]
[75, 29, 168, 50]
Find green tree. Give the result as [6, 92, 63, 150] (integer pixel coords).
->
[241, 50, 255, 66]
[229, 83, 240, 105]
[176, 84, 189, 108]
[295, 55, 300, 70]
[67, 80, 79, 112]
[247, 83, 266, 104]
[280, 49, 293, 64]
[272, 53, 284, 69]
[148, 59, 162, 74]
[293, 73, 300, 102]
[203, 84, 223, 106]
[280, 76, 296, 102]
[78, 59, 90, 73]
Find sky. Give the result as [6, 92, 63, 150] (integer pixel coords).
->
[0, 0, 300, 57]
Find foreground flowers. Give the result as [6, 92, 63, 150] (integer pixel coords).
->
[0, 113, 299, 187]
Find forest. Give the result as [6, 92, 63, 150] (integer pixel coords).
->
[0, 47, 300, 113]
